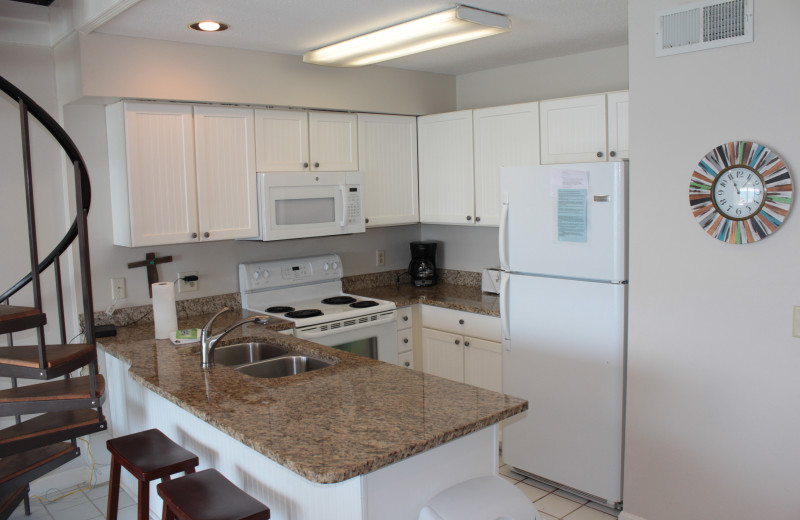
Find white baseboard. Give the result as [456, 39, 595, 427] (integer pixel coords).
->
[619, 512, 647, 520]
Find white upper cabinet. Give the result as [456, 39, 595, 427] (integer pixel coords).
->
[357, 114, 418, 227]
[255, 110, 358, 172]
[606, 91, 630, 160]
[473, 102, 539, 226]
[107, 102, 257, 247]
[539, 92, 629, 164]
[418, 110, 475, 225]
[193, 106, 259, 241]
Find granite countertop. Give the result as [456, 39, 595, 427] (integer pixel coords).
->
[99, 305, 525, 485]
[355, 283, 500, 316]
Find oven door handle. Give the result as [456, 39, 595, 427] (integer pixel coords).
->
[295, 311, 397, 339]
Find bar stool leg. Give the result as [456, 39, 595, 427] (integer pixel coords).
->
[107, 457, 121, 520]
[137, 478, 149, 520]
[162, 501, 174, 520]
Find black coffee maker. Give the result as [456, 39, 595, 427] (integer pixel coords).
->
[408, 241, 437, 287]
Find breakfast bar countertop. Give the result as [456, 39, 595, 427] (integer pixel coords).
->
[99, 304, 525, 485]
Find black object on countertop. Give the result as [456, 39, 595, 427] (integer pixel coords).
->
[408, 241, 437, 287]
[96, 324, 117, 337]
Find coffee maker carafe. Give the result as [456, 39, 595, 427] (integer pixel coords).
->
[408, 241, 437, 287]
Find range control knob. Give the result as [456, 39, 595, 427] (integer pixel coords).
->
[332, 261, 339, 270]
[252, 271, 260, 280]
[323, 263, 330, 271]
[262, 270, 269, 280]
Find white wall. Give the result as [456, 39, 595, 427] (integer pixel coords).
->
[624, 2, 800, 519]
[456, 45, 628, 110]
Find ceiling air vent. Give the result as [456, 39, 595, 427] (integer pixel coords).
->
[656, 0, 753, 57]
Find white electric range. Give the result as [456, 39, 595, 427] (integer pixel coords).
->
[239, 254, 398, 364]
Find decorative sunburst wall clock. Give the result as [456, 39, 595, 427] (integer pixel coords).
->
[689, 141, 793, 244]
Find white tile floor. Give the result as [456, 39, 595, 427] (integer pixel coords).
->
[499, 463, 620, 520]
[7, 467, 619, 520]
[7, 483, 136, 520]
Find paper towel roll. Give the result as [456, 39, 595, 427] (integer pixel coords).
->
[152, 282, 178, 339]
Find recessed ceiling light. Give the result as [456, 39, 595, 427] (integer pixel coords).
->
[189, 21, 229, 32]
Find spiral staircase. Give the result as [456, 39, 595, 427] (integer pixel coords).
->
[0, 75, 107, 518]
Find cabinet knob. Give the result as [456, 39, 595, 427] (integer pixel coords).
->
[314, 162, 320, 168]
[465, 341, 470, 347]
[458, 319, 465, 325]
[596, 151, 604, 158]
[455, 339, 460, 345]
[610, 151, 617, 157]
[403, 316, 409, 322]
[404, 361, 410, 367]
[365, 218, 369, 224]
[403, 338, 409, 343]
[203, 232, 210, 238]
[303, 162, 309, 168]
[191, 232, 198, 239]
[466, 216, 472, 221]
[475, 216, 481, 222]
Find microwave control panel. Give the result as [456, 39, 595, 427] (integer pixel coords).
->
[345, 186, 362, 226]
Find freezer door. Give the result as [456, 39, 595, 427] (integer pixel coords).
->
[501, 273, 625, 505]
[500, 162, 627, 282]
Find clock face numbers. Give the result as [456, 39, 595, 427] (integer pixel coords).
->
[689, 141, 793, 244]
[711, 166, 765, 220]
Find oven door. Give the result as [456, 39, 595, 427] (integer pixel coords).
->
[294, 310, 398, 365]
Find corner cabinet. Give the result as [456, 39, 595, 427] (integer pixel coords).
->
[106, 102, 258, 247]
[418, 102, 539, 226]
[357, 114, 419, 227]
[254, 109, 358, 172]
[539, 91, 629, 164]
[420, 306, 502, 393]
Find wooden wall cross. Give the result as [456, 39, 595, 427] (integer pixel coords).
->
[128, 252, 173, 297]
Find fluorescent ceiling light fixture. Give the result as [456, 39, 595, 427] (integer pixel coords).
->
[189, 21, 229, 32]
[303, 5, 511, 67]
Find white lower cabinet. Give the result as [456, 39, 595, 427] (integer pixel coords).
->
[420, 306, 502, 392]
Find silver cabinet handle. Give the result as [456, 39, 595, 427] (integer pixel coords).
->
[314, 162, 320, 168]
[404, 361, 410, 367]
[303, 162, 309, 168]
[403, 316, 409, 321]
[465, 341, 470, 347]
[455, 339, 460, 345]
[609, 151, 616, 157]
[466, 215, 472, 221]
[475, 216, 481, 222]
[203, 232, 210, 238]
[191, 232, 198, 239]
[459, 319, 465, 325]
[403, 338, 409, 344]
[596, 151, 604, 158]
[365, 218, 369, 224]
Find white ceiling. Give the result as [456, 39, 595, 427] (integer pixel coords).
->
[2, 0, 628, 75]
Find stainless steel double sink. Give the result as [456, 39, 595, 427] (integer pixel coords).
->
[213, 342, 334, 379]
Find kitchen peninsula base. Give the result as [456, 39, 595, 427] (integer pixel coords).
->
[102, 351, 506, 520]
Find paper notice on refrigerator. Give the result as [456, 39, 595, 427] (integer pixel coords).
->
[557, 188, 588, 243]
[550, 169, 589, 197]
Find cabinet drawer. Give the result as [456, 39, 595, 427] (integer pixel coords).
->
[421, 305, 500, 342]
[398, 350, 414, 369]
[397, 306, 413, 330]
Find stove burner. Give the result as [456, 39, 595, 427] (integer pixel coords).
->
[285, 309, 324, 319]
[349, 300, 379, 309]
[321, 296, 358, 305]
[266, 306, 295, 313]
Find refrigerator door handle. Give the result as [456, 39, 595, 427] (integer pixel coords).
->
[500, 272, 510, 344]
[499, 196, 510, 271]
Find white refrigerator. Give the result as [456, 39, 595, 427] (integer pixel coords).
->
[499, 162, 627, 508]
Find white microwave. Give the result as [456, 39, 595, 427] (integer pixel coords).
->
[255, 172, 365, 241]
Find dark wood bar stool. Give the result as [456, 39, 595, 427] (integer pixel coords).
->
[157, 468, 270, 520]
[106, 428, 199, 520]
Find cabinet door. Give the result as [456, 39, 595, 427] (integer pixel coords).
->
[464, 337, 502, 393]
[539, 94, 607, 164]
[418, 111, 475, 224]
[473, 102, 539, 226]
[254, 109, 309, 172]
[114, 103, 198, 246]
[606, 91, 629, 161]
[309, 112, 358, 171]
[193, 106, 259, 241]
[421, 328, 464, 383]
[357, 114, 419, 226]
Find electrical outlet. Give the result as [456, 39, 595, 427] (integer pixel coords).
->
[376, 250, 386, 267]
[111, 278, 126, 300]
[178, 271, 199, 293]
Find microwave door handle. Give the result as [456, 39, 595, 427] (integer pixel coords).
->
[339, 185, 346, 227]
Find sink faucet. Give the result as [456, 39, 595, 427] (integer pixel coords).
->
[200, 307, 270, 368]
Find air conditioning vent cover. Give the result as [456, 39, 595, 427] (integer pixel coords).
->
[656, 0, 753, 57]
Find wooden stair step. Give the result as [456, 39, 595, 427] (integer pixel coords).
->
[0, 409, 106, 457]
[0, 344, 96, 380]
[0, 375, 105, 417]
[0, 306, 45, 335]
[0, 443, 78, 496]
[0, 485, 28, 520]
